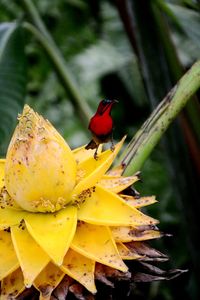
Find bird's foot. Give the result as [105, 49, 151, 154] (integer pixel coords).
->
[111, 142, 115, 152]
[94, 153, 98, 160]
[110, 134, 115, 152]
[94, 147, 99, 160]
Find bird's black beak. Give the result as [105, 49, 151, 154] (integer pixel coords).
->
[113, 99, 119, 103]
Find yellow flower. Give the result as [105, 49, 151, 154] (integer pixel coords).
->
[0, 105, 160, 299]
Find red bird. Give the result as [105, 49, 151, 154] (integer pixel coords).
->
[85, 99, 118, 159]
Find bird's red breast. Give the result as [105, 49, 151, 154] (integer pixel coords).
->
[89, 113, 113, 136]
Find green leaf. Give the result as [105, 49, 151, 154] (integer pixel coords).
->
[165, 3, 200, 49]
[0, 22, 27, 156]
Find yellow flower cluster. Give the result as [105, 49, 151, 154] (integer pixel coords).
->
[0, 105, 160, 299]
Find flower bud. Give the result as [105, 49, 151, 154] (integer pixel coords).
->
[5, 105, 76, 212]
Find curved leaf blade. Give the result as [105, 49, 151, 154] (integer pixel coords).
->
[0, 22, 27, 156]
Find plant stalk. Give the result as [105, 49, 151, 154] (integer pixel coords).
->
[21, 0, 92, 126]
[119, 60, 200, 175]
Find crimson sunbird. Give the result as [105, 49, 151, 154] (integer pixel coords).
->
[85, 99, 118, 159]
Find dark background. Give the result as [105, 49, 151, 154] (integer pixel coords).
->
[0, 0, 200, 299]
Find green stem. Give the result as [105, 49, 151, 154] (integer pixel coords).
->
[119, 60, 200, 175]
[155, 0, 184, 31]
[21, 0, 52, 41]
[153, 0, 200, 146]
[21, 0, 92, 126]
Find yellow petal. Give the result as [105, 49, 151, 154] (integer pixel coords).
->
[111, 226, 134, 242]
[11, 225, 50, 287]
[0, 230, 19, 280]
[111, 226, 136, 242]
[25, 206, 77, 265]
[0, 158, 5, 189]
[99, 175, 139, 193]
[0, 161, 18, 210]
[111, 226, 161, 242]
[78, 185, 158, 226]
[107, 164, 125, 176]
[62, 248, 96, 294]
[1, 268, 25, 299]
[73, 144, 102, 163]
[120, 195, 157, 208]
[116, 242, 141, 260]
[71, 222, 128, 272]
[0, 208, 27, 230]
[34, 262, 65, 300]
[72, 136, 126, 199]
[0, 186, 21, 210]
[130, 229, 162, 241]
[5, 105, 77, 212]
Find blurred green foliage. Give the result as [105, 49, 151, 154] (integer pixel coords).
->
[0, 0, 200, 299]
[0, 22, 27, 154]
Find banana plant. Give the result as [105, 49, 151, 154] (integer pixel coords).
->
[0, 0, 200, 299]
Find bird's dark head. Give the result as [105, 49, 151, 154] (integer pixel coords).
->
[97, 99, 118, 115]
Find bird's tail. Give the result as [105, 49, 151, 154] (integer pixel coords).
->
[85, 140, 97, 150]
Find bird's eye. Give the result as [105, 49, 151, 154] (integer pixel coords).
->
[102, 99, 112, 105]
